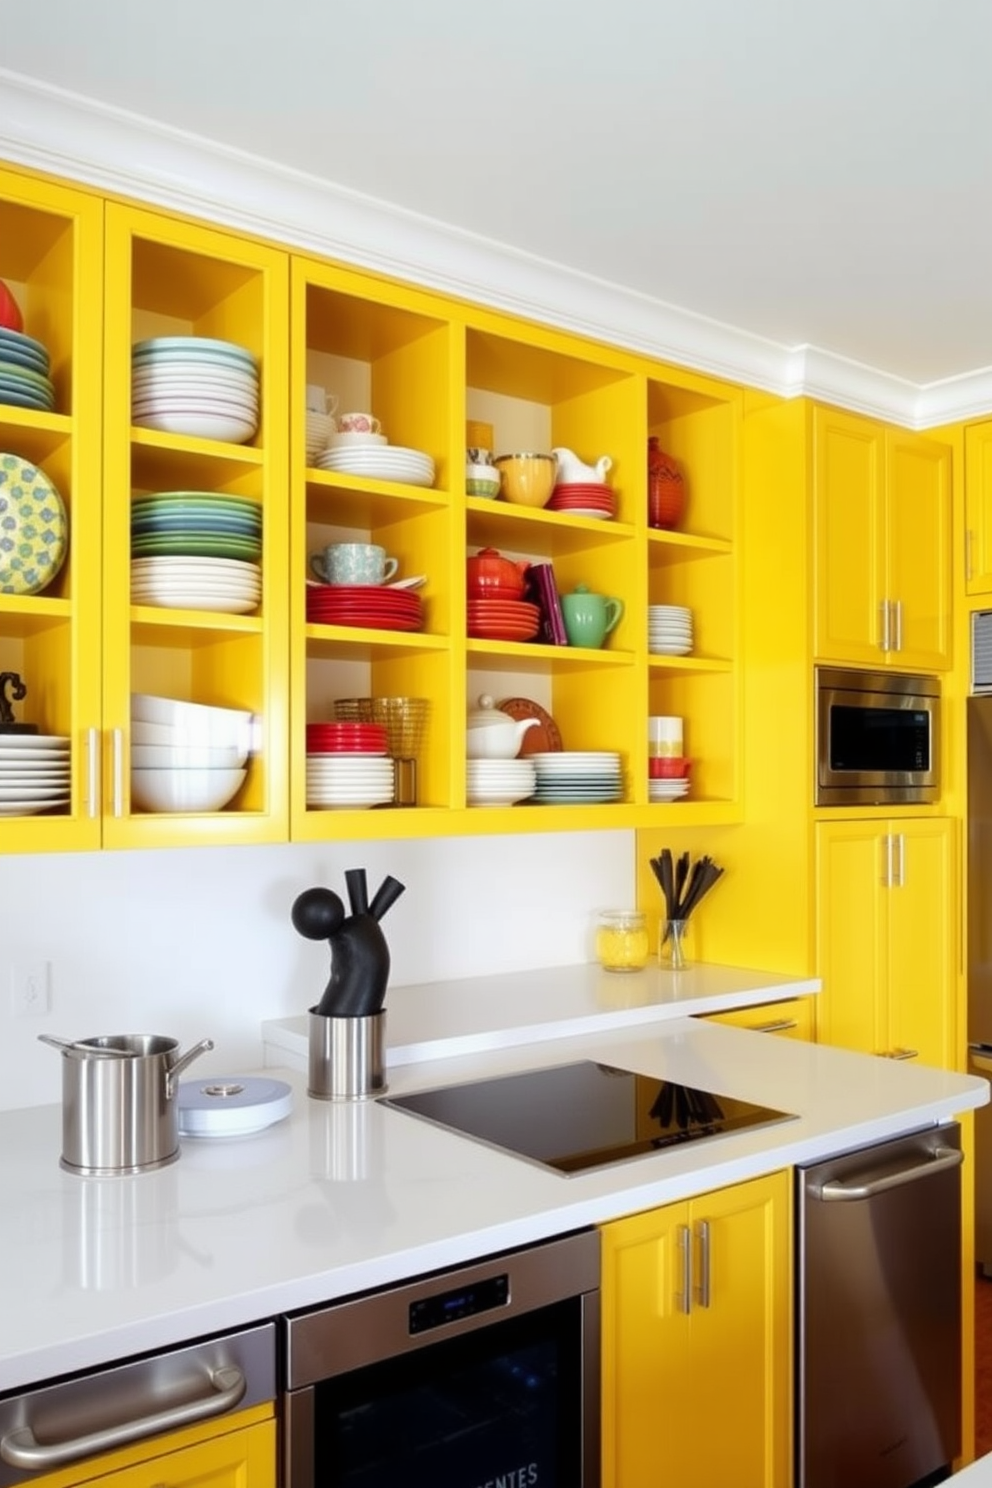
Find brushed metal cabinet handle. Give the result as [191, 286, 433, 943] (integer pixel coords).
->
[893, 598, 903, 652]
[879, 599, 890, 652]
[112, 727, 124, 817]
[751, 1019, 798, 1034]
[694, 1219, 711, 1308]
[85, 726, 99, 819]
[677, 1222, 692, 1315]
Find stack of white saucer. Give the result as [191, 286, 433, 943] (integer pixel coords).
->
[648, 605, 693, 656]
[466, 757, 537, 807]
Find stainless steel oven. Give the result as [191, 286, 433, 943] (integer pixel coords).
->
[815, 665, 940, 806]
[282, 1229, 601, 1488]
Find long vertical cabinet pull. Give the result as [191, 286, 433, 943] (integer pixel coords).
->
[85, 728, 100, 819]
[893, 599, 903, 652]
[677, 1223, 692, 1314]
[694, 1219, 711, 1308]
[882, 832, 894, 887]
[879, 600, 891, 653]
[891, 833, 905, 888]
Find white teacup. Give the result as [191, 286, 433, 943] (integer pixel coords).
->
[337, 412, 382, 435]
[310, 542, 399, 586]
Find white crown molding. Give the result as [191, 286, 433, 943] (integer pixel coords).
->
[0, 67, 988, 430]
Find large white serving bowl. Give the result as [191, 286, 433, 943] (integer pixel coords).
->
[131, 694, 255, 750]
[131, 743, 243, 770]
[130, 766, 247, 813]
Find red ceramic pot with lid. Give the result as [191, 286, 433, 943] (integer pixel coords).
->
[466, 547, 530, 600]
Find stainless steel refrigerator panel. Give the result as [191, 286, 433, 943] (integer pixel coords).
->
[966, 697, 992, 1271]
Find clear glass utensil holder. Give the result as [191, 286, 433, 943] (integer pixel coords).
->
[658, 918, 690, 970]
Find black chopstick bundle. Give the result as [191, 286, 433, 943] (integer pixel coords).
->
[648, 848, 724, 925]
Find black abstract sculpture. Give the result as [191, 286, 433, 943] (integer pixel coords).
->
[292, 869, 406, 1017]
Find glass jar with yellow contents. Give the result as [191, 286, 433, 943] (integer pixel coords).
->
[595, 909, 649, 972]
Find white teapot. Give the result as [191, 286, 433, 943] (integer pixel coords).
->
[466, 695, 539, 759]
[550, 446, 613, 485]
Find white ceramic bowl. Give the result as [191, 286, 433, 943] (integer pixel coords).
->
[130, 766, 247, 813]
[466, 463, 501, 499]
[131, 743, 243, 770]
[131, 694, 255, 751]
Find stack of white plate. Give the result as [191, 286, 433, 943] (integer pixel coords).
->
[649, 776, 691, 802]
[530, 751, 623, 804]
[466, 757, 537, 807]
[314, 444, 435, 488]
[132, 336, 259, 445]
[306, 753, 396, 809]
[131, 556, 261, 613]
[648, 604, 693, 656]
[0, 733, 70, 815]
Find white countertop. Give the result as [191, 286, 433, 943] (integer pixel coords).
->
[0, 954, 985, 1398]
[954, 1451, 992, 1484]
[262, 959, 823, 1068]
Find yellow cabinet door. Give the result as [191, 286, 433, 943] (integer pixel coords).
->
[701, 996, 816, 1040]
[965, 421, 992, 595]
[884, 428, 952, 670]
[813, 408, 951, 670]
[22, 1407, 275, 1488]
[601, 1170, 791, 1488]
[884, 816, 956, 1067]
[816, 817, 955, 1066]
[813, 406, 885, 667]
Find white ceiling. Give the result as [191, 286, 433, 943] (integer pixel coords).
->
[1, 0, 991, 417]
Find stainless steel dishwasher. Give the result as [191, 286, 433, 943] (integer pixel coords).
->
[797, 1122, 963, 1488]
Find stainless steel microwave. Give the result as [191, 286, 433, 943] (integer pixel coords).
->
[815, 666, 940, 806]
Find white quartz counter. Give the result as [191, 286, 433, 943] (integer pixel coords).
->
[262, 958, 823, 1069]
[0, 956, 985, 1398]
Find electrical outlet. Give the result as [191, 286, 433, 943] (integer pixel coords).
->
[10, 962, 51, 1018]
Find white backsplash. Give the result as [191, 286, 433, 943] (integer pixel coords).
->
[0, 831, 633, 1111]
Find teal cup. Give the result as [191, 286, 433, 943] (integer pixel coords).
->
[561, 585, 624, 648]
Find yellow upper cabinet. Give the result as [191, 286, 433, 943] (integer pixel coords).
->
[100, 203, 291, 849]
[814, 406, 951, 671]
[964, 420, 992, 595]
[0, 166, 104, 853]
[601, 1170, 791, 1488]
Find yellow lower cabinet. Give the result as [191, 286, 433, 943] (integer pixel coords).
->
[22, 1406, 274, 1488]
[601, 1170, 791, 1488]
[700, 996, 816, 1041]
[816, 816, 956, 1066]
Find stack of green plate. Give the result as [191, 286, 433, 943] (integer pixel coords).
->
[0, 329, 55, 412]
[131, 491, 262, 562]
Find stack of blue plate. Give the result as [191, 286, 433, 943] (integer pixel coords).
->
[131, 491, 262, 563]
[0, 329, 55, 412]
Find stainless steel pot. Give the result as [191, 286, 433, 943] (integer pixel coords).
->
[40, 1033, 213, 1175]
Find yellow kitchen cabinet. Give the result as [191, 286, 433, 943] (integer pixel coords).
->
[814, 405, 951, 671]
[21, 1404, 274, 1488]
[964, 420, 992, 595]
[815, 815, 956, 1066]
[0, 164, 105, 853]
[100, 203, 291, 848]
[700, 995, 816, 1040]
[601, 1169, 791, 1488]
[1, 155, 747, 849]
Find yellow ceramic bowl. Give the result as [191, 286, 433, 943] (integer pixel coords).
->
[493, 452, 557, 508]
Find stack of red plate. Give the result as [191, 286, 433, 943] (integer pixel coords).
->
[546, 483, 616, 520]
[306, 584, 423, 632]
[467, 597, 541, 642]
[305, 722, 390, 755]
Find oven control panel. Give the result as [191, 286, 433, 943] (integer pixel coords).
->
[409, 1273, 509, 1334]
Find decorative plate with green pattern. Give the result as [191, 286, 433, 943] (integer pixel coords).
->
[0, 454, 68, 596]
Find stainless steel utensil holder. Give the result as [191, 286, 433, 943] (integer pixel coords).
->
[308, 1009, 387, 1100]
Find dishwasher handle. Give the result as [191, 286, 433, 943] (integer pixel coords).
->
[0, 1365, 246, 1471]
[814, 1144, 963, 1202]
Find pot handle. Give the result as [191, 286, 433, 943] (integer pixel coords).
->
[165, 1037, 214, 1098]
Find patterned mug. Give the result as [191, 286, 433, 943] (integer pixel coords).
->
[310, 543, 399, 586]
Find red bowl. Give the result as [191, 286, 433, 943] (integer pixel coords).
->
[648, 756, 691, 779]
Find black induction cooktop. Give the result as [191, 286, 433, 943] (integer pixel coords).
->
[381, 1060, 797, 1176]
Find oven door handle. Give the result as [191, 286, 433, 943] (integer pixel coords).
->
[0, 1365, 246, 1470]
